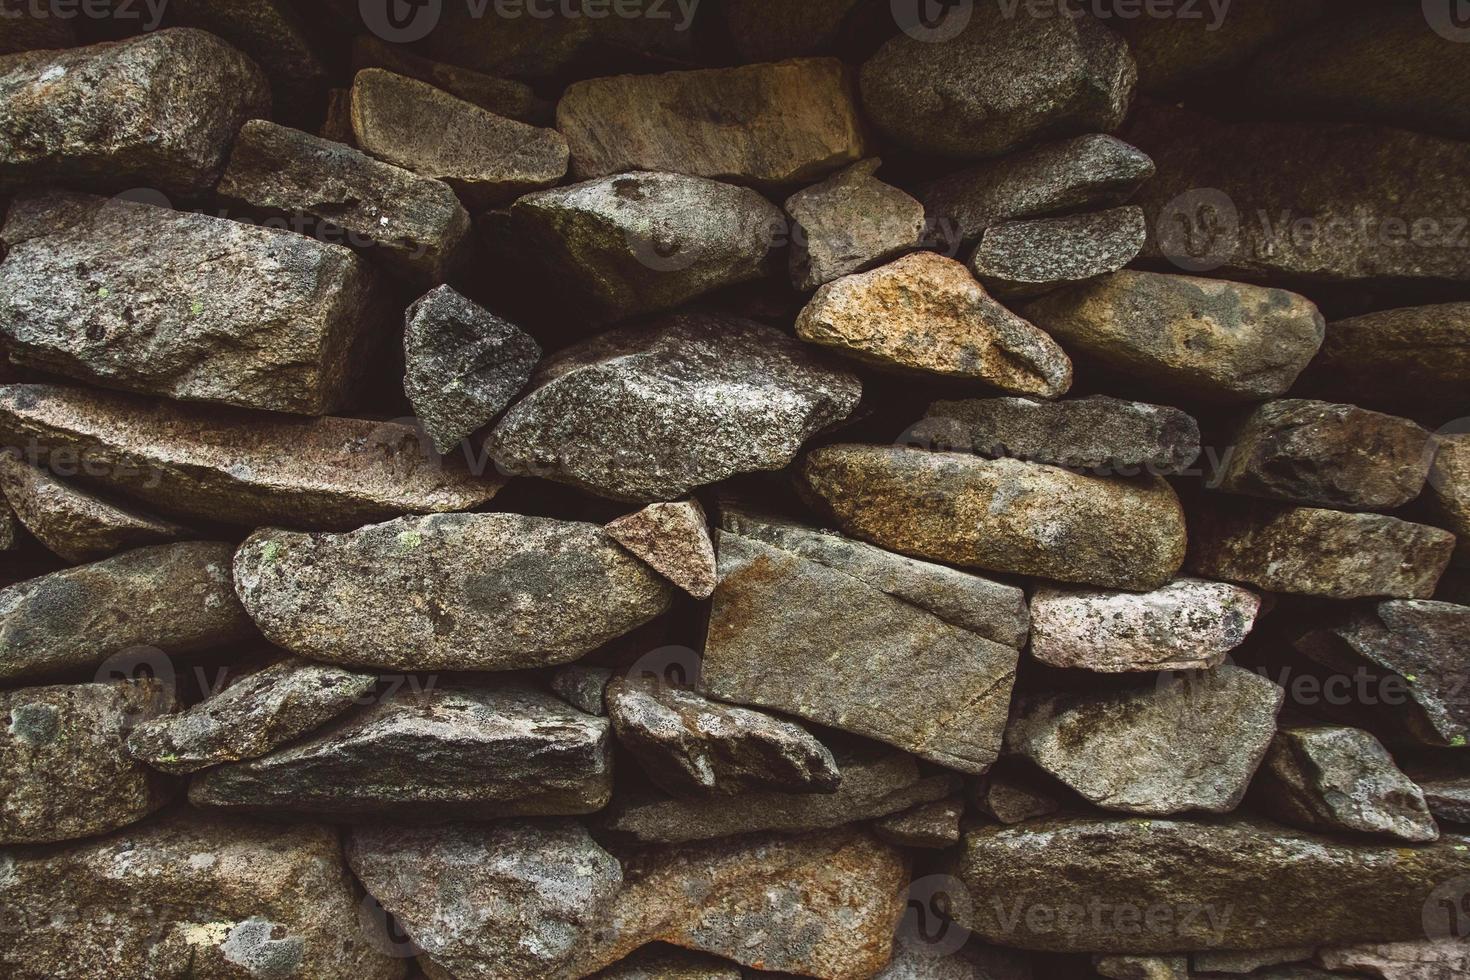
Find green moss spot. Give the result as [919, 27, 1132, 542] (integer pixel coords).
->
[190, 299, 204, 316]
[259, 541, 281, 563]
[396, 530, 423, 552]
[96, 287, 110, 299]
[1452, 735, 1467, 748]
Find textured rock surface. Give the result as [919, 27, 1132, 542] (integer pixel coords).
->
[0, 541, 251, 684]
[873, 797, 964, 850]
[1005, 666, 1283, 815]
[1407, 761, 1470, 826]
[795, 252, 1073, 396]
[556, 58, 867, 184]
[949, 816, 1470, 952]
[0, 28, 269, 195]
[1021, 271, 1325, 403]
[189, 683, 613, 820]
[1308, 303, 1470, 414]
[511, 171, 783, 320]
[1094, 956, 1187, 980]
[167, 0, 327, 119]
[1, 680, 176, 843]
[591, 945, 743, 980]
[970, 206, 1146, 298]
[785, 158, 926, 291]
[1317, 939, 1470, 980]
[1114, 0, 1325, 93]
[1251, 725, 1438, 843]
[606, 500, 718, 599]
[1190, 948, 1317, 975]
[126, 658, 377, 774]
[1189, 502, 1455, 600]
[859, 5, 1135, 159]
[351, 35, 548, 123]
[0, 190, 389, 415]
[1429, 434, 1470, 567]
[488, 314, 861, 501]
[234, 513, 672, 672]
[973, 768, 1065, 825]
[0, 384, 503, 528]
[1029, 578, 1260, 673]
[799, 445, 1188, 590]
[403, 285, 540, 454]
[551, 665, 613, 717]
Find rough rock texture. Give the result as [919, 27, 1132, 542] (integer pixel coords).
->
[0, 384, 503, 528]
[1251, 725, 1439, 843]
[347, 820, 623, 980]
[0, 28, 269, 195]
[702, 529, 1020, 773]
[870, 942, 1033, 980]
[556, 58, 868, 185]
[1317, 939, 1470, 980]
[233, 513, 673, 672]
[1308, 303, 1470, 415]
[0, 190, 389, 415]
[1188, 502, 1455, 600]
[167, 0, 326, 120]
[799, 445, 1188, 590]
[600, 746, 957, 844]
[970, 206, 1146, 298]
[551, 665, 613, 717]
[488, 314, 862, 502]
[784, 158, 926, 291]
[1407, 761, 1470, 826]
[859, 5, 1135, 159]
[795, 252, 1073, 396]
[1215, 400, 1434, 511]
[1021, 271, 1325, 404]
[606, 500, 718, 599]
[606, 675, 839, 797]
[351, 35, 548, 124]
[1, 679, 176, 844]
[350, 68, 567, 209]
[949, 816, 1470, 952]
[0, 541, 252, 684]
[1094, 956, 1187, 980]
[1005, 666, 1284, 815]
[910, 395, 1201, 475]
[917, 134, 1155, 245]
[403, 285, 540, 454]
[188, 683, 613, 820]
[1113, 0, 1325, 93]
[873, 797, 964, 850]
[1429, 434, 1470, 567]
[1191, 948, 1317, 975]
[973, 767, 1065, 825]
[0, 452, 188, 562]
[217, 119, 473, 285]
[1029, 578, 1260, 673]
[126, 658, 377, 774]
[511, 171, 783, 320]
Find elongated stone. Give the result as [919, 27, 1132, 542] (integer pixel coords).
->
[1404, 759, 1470, 826]
[0, 28, 268, 195]
[1317, 939, 1470, 980]
[234, 513, 672, 673]
[1429, 434, 1470, 567]
[799, 445, 1188, 591]
[606, 500, 718, 599]
[0, 541, 252, 684]
[0, 384, 502, 529]
[873, 797, 964, 850]
[0, 190, 390, 415]
[1307, 303, 1470, 414]
[785, 158, 926, 290]
[189, 683, 613, 820]
[1094, 956, 1187, 980]
[970, 206, 1146, 298]
[351, 35, 549, 123]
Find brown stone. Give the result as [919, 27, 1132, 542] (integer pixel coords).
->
[1308, 303, 1470, 415]
[351, 35, 549, 124]
[873, 797, 964, 849]
[1429, 434, 1470, 567]
[606, 500, 717, 598]
[784, 158, 926, 291]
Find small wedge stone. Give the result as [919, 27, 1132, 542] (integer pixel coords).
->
[785, 158, 926, 290]
[551, 665, 613, 716]
[606, 500, 717, 599]
[970, 206, 1146, 298]
[873, 797, 964, 849]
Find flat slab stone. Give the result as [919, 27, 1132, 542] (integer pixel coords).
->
[1307, 303, 1470, 415]
[606, 500, 718, 599]
[351, 35, 549, 123]
[1317, 939, 1470, 980]
[873, 797, 964, 850]
[784, 158, 926, 291]
[970, 206, 1146, 298]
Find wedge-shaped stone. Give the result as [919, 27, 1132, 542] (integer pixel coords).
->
[0, 541, 253, 684]
[970, 206, 1146, 298]
[0, 190, 389, 415]
[0, 811, 404, 980]
[972, 765, 1065, 825]
[0, 384, 502, 528]
[606, 500, 718, 599]
[234, 513, 672, 673]
[948, 816, 1470, 952]
[188, 683, 613, 820]
[785, 158, 926, 291]
[0, 28, 268, 194]
[799, 445, 1188, 591]
[488, 314, 861, 502]
[1308, 303, 1470, 415]
[1404, 758, 1470, 826]
[552, 665, 613, 717]
[1, 680, 176, 844]
[1429, 434, 1470, 567]
[874, 797, 964, 850]
[351, 36, 549, 123]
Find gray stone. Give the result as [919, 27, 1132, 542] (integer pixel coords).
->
[917, 133, 1155, 246]
[972, 768, 1064, 825]
[188, 682, 613, 820]
[0, 384, 503, 529]
[785, 158, 926, 290]
[1404, 759, 1470, 825]
[488, 314, 861, 502]
[1428, 434, 1470, 567]
[1, 679, 176, 844]
[859, 4, 1135, 159]
[1028, 577, 1260, 674]
[126, 658, 377, 774]
[0, 498, 16, 550]
[511, 171, 783, 321]
[607, 675, 839, 797]
[347, 820, 623, 980]
[871, 941, 1033, 980]
[1317, 939, 1470, 980]
[0, 28, 268, 195]
[0, 811, 405, 980]
[351, 35, 549, 124]
[591, 945, 742, 980]
[0, 541, 252, 684]
[1216, 400, 1434, 511]
[1005, 665, 1283, 815]
[233, 513, 673, 673]
[1093, 956, 1187, 980]
[1189, 502, 1455, 601]
[1250, 725, 1439, 843]
[1112, 0, 1325, 93]
[0, 189, 390, 415]
[1020, 271, 1326, 404]
[1191, 949, 1316, 974]
[701, 530, 1019, 774]
[600, 745, 957, 844]
[606, 500, 718, 599]
[0, 451, 188, 563]
[910, 395, 1201, 476]
[873, 797, 964, 850]
[167, 0, 327, 119]
[551, 665, 613, 716]
[970, 206, 1146, 298]
[403, 285, 540, 455]
[1309, 303, 1470, 416]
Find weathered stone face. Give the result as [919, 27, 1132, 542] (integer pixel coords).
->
[350, 36, 549, 123]
[606, 500, 718, 599]
[872, 797, 964, 850]
[1307, 304, 1470, 415]
[784, 158, 927, 291]
[1429, 434, 1470, 567]
[970, 206, 1147, 298]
